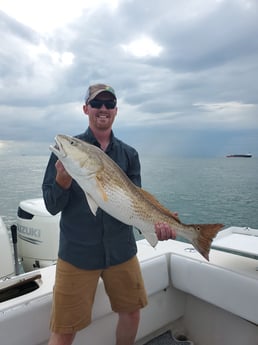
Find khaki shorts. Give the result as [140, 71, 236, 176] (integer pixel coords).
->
[50, 256, 148, 333]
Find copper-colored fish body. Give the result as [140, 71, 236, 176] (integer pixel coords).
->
[50, 135, 224, 260]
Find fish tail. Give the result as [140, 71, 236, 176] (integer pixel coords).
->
[191, 223, 224, 261]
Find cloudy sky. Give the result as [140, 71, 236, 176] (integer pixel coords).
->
[0, 0, 257, 157]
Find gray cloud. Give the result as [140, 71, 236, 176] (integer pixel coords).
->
[0, 0, 257, 156]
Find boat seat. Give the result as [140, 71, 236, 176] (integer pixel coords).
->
[140, 255, 169, 295]
[92, 255, 169, 321]
[170, 254, 258, 324]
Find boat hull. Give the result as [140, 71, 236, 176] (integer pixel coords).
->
[226, 154, 252, 158]
[1, 232, 258, 345]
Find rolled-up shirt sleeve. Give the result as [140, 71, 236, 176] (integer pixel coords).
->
[42, 153, 71, 215]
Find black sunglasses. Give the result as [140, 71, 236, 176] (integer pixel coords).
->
[88, 99, 117, 109]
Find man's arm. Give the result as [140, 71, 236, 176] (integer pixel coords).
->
[42, 155, 71, 215]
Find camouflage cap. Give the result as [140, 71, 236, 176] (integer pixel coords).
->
[85, 84, 117, 103]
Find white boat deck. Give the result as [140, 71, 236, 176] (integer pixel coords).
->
[138, 234, 258, 280]
[212, 226, 258, 259]
[1, 226, 258, 345]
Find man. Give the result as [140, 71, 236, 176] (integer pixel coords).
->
[42, 83, 176, 345]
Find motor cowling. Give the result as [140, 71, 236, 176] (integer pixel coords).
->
[17, 198, 60, 272]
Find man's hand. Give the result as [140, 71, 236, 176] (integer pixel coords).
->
[155, 212, 178, 240]
[55, 160, 72, 189]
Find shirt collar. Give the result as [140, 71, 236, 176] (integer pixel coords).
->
[83, 127, 115, 152]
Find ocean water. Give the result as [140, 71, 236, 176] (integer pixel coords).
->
[0, 154, 258, 233]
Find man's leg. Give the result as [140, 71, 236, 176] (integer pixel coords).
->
[48, 259, 101, 345]
[116, 310, 140, 345]
[48, 332, 76, 345]
[103, 256, 147, 344]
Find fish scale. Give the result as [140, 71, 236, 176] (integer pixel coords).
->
[50, 134, 224, 261]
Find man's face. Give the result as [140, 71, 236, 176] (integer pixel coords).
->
[83, 91, 117, 131]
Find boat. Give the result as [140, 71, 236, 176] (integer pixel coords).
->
[0, 198, 258, 345]
[226, 154, 252, 158]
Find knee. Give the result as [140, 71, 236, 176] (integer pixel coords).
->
[48, 332, 76, 345]
[129, 310, 140, 323]
[119, 310, 140, 325]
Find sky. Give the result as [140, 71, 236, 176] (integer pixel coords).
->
[0, 0, 257, 157]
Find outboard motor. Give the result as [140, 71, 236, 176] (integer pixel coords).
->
[17, 198, 60, 272]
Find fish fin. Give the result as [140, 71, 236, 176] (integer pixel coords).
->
[141, 228, 159, 247]
[137, 187, 180, 222]
[85, 193, 98, 216]
[95, 175, 108, 202]
[191, 223, 224, 261]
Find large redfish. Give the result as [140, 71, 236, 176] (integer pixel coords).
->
[50, 135, 223, 260]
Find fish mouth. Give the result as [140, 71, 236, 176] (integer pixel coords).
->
[49, 136, 66, 158]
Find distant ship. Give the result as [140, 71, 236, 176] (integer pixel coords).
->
[226, 153, 252, 158]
